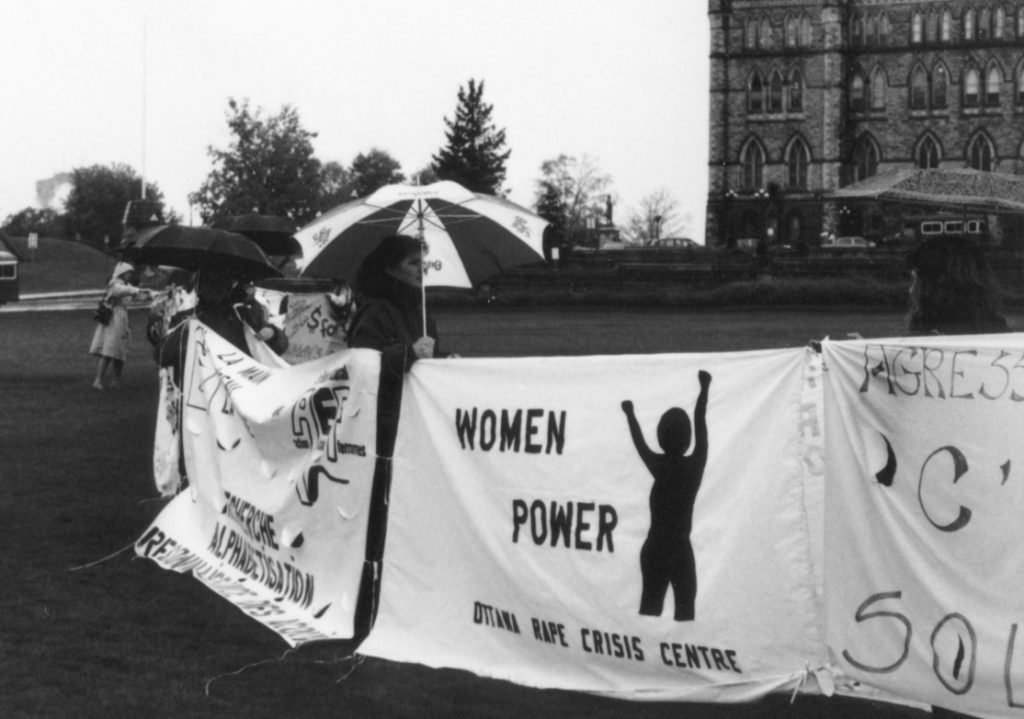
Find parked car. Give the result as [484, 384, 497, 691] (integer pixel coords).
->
[0, 249, 19, 304]
[821, 235, 875, 250]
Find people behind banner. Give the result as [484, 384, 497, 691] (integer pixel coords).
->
[347, 234, 456, 364]
[158, 264, 288, 386]
[907, 235, 1009, 336]
[90, 261, 154, 390]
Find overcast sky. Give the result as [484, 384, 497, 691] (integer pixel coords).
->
[0, 0, 710, 239]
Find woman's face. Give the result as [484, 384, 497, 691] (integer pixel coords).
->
[386, 251, 423, 289]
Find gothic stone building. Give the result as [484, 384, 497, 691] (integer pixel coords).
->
[706, 0, 1024, 248]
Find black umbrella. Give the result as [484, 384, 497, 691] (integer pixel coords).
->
[211, 213, 302, 257]
[123, 225, 281, 280]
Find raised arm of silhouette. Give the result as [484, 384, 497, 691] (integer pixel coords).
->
[620, 369, 712, 622]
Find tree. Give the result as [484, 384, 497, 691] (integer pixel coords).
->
[2, 207, 62, 237]
[63, 163, 163, 247]
[411, 163, 439, 187]
[190, 98, 324, 226]
[316, 161, 355, 213]
[349, 148, 405, 198]
[533, 154, 612, 248]
[622, 189, 690, 245]
[432, 79, 510, 195]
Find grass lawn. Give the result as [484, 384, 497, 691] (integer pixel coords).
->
[1, 306, 944, 719]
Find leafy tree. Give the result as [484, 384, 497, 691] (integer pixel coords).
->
[2, 207, 62, 237]
[533, 154, 612, 248]
[411, 163, 439, 187]
[622, 189, 689, 245]
[432, 79, 510, 195]
[349, 148, 405, 198]
[190, 98, 324, 225]
[316, 161, 356, 213]
[63, 163, 163, 247]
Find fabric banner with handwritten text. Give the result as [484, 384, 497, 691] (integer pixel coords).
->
[823, 335, 1024, 718]
[358, 349, 830, 701]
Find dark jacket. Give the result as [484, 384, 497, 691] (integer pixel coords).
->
[347, 280, 441, 359]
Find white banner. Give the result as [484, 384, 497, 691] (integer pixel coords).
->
[136, 320, 394, 646]
[823, 335, 1024, 718]
[359, 349, 830, 701]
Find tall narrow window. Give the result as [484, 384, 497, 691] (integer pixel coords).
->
[801, 16, 812, 46]
[911, 66, 929, 109]
[786, 139, 810, 189]
[934, 64, 949, 107]
[786, 16, 798, 47]
[871, 67, 887, 109]
[912, 11, 924, 43]
[853, 137, 880, 181]
[965, 67, 981, 106]
[1018, 65, 1024, 103]
[1019, 8, 1024, 37]
[760, 17, 772, 48]
[968, 134, 994, 171]
[741, 140, 766, 190]
[942, 10, 953, 41]
[768, 70, 784, 113]
[926, 9, 939, 42]
[788, 70, 804, 112]
[980, 8, 991, 39]
[916, 136, 941, 168]
[996, 7, 1005, 38]
[880, 13, 891, 45]
[745, 17, 758, 49]
[987, 65, 1003, 105]
[748, 72, 764, 114]
[852, 16, 864, 46]
[851, 73, 866, 111]
[965, 8, 976, 40]
[866, 16, 877, 46]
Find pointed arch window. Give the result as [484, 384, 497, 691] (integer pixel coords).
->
[801, 16, 812, 46]
[879, 13, 891, 45]
[852, 15, 864, 46]
[912, 11, 924, 43]
[965, 8, 976, 40]
[987, 65, 1003, 105]
[1018, 7, 1024, 37]
[996, 7, 1005, 38]
[980, 8, 991, 39]
[968, 134, 995, 171]
[866, 15, 878, 46]
[768, 69, 784, 113]
[934, 64, 949, 107]
[785, 16, 798, 47]
[745, 17, 758, 49]
[911, 66, 929, 109]
[741, 140, 766, 190]
[964, 67, 981, 106]
[926, 9, 939, 42]
[853, 136, 880, 181]
[786, 139, 810, 190]
[916, 136, 941, 168]
[850, 73, 866, 112]
[748, 72, 764, 114]
[942, 9, 953, 41]
[788, 70, 804, 112]
[1017, 64, 1024, 103]
[870, 67, 887, 109]
[760, 17, 772, 48]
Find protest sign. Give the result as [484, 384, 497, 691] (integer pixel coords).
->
[359, 348, 830, 701]
[137, 321, 400, 645]
[823, 336, 1024, 718]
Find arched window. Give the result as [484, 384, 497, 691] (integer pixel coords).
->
[996, 7, 1006, 38]
[1017, 64, 1024, 103]
[964, 67, 981, 106]
[760, 17, 772, 48]
[942, 9, 953, 41]
[788, 69, 804, 112]
[741, 139, 766, 190]
[852, 15, 864, 46]
[870, 66, 887, 109]
[866, 15, 877, 46]
[801, 16, 812, 46]
[748, 71, 764, 113]
[786, 138, 810, 189]
[965, 7, 976, 40]
[912, 11, 924, 43]
[933, 64, 949, 107]
[979, 8, 991, 39]
[987, 65, 1003, 105]
[968, 133, 995, 171]
[1018, 7, 1024, 37]
[879, 13, 891, 45]
[911, 65, 929, 109]
[916, 135, 942, 168]
[850, 72, 866, 111]
[853, 136, 880, 181]
[786, 16, 798, 47]
[768, 69, 784, 113]
[745, 17, 758, 49]
[926, 9, 939, 42]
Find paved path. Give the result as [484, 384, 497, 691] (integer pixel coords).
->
[1, 290, 151, 313]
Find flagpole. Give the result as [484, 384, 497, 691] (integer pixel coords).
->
[141, 15, 147, 200]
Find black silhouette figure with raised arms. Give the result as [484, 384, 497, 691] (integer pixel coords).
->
[621, 369, 711, 622]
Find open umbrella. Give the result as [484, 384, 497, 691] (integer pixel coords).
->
[123, 225, 281, 280]
[211, 213, 302, 257]
[295, 181, 547, 287]
[834, 168, 1024, 214]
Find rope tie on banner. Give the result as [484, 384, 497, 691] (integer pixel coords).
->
[67, 542, 136, 572]
[789, 662, 811, 704]
[204, 648, 365, 695]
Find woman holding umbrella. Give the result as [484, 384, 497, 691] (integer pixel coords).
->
[347, 234, 450, 362]
[89, 261, 153, 389]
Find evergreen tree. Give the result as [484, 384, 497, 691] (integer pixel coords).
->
[432, 79, 510, 195]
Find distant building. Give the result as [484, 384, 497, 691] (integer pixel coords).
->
[706, 0, 1024, 248]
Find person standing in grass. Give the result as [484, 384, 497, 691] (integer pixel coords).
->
[89, 261, 152, 389]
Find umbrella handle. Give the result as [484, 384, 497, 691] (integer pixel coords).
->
[421, 281, 427, 339]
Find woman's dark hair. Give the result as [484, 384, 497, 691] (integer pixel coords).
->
[354, 234, 422, 299]
[907, 235, 1007, 334]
